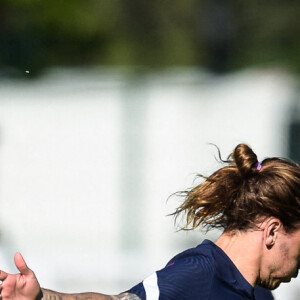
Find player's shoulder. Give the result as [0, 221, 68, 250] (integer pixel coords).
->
[160, 241, 217, 279]
[166, 239, 217, 266]
[155, 244, 217, 299]
[127, 241, 218, 300]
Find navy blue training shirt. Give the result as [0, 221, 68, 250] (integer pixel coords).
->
[127, 239, 273, 300]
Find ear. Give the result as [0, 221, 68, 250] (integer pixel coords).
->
[264, 218, 282, 248]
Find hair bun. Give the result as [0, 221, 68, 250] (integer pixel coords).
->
[231, 144, 258, 176]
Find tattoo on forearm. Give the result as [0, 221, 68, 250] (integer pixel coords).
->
[41, 290, 140, 300]
[43, 296, 62, 300]
[116, 293, 141, 300]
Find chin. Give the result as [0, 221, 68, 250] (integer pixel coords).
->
[260, 281, 281, 290]
[270, 282, 281, 290]
[270, 277, 295, 289]
[268, 284, 281, 290]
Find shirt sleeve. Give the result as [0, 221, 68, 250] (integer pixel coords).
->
[127, 254, 215, 300]
[156, 255, 215, 300]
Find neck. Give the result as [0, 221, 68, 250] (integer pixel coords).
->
[215, 230, 262, 286]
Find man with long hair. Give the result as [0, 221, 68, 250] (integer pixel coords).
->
[1, 144, 299, 299]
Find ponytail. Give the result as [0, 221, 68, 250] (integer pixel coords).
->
[173, 144, 300, 232]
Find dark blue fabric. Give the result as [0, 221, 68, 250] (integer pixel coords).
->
[254, 286, 274, 300]
[127, 239, 274, 300]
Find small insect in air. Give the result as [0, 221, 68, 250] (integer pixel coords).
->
[25, 70, 30, 74]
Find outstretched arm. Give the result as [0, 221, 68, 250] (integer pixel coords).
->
[0, 253, 141, 300]
[40, 290, 140, 300]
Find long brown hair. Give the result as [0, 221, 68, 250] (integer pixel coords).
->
[173, 144, 300, 232]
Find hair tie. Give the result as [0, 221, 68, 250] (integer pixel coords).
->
[256, 162, 262, 171]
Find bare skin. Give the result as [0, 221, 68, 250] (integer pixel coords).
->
[0, 253, 141, 300]
[40, 290, 140, 300]
[216, 218, 300, 290]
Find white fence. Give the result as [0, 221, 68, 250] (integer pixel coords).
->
[0, 67, 298, 299]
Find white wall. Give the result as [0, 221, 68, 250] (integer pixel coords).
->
[0, 68, 297, 299]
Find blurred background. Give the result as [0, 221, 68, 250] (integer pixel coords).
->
[0, 1, 300, 299]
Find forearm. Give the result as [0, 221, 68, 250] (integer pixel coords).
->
[41, 289, 109, 300]
[41, 289, 141, 300]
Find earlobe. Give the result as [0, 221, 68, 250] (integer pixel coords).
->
[264, 218, 281, 248]
[265, 234, 275, 248]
